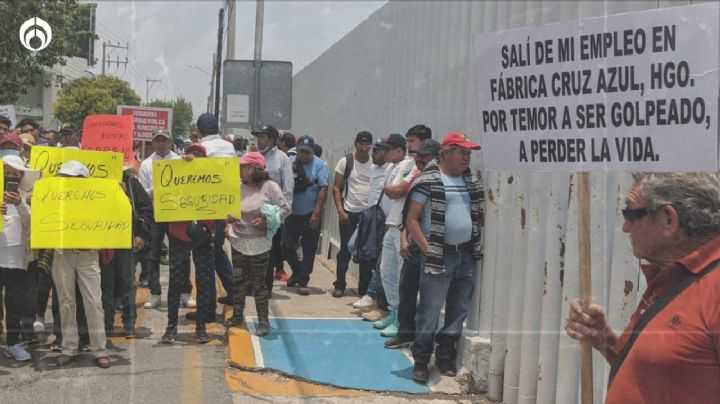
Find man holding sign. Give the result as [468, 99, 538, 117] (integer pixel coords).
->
[565, 172, 720, 403]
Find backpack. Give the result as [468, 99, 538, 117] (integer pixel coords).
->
[342, 153, 354, 199]
[293, 158, 311, 193]
[352, 190, 386, 261]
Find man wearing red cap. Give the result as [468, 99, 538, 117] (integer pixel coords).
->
[404, 132, 485, 383]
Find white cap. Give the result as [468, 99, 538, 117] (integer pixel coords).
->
[58, 160, 90, 178]
[2, 155, 42, 191]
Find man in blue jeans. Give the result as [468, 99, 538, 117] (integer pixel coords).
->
[404, 132, 484, 383]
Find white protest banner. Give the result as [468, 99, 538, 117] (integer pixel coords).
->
[474, 3, 719, 172]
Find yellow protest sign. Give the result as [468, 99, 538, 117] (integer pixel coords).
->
[29, 146, 124, 181]
[153, 157, 241, 222]
[31, 178, 132, 249]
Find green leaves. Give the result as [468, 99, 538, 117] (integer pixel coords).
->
[54, 75, 142, 126]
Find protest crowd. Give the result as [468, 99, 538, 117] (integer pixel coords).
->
[2, 110, 719, 395]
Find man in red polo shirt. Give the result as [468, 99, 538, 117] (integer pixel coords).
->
[565, 172, 720, 403]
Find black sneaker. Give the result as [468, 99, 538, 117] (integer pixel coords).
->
[436, 360, 457, 377]
[256, 322, 270, 337]
[124, 328, 136, 339]
[331, 288, 344, 298]
[196, 324, 210, 344]
[224, 316, 244, 328]
[384, 336, 411, 349]
[161, 327, 177, 344]
[297, 286, 310, 296]
[286, 276, 297, 287]
[217, 295, 232, 305]
[412, 362, 429, 384]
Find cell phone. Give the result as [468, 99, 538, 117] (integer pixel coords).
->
[5, 181, 19, 193]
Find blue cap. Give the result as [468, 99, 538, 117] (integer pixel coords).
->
[196, 113, 219, 135]
[297, 135, 315, 152]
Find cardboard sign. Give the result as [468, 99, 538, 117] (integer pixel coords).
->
[82, 114, 134, 163]
[153, 157, 241, 222]
[473, 3, 719, 172]
[30, 178, 131, 249]
[117, 105, 173, 142]
[29, 146, 123, 181]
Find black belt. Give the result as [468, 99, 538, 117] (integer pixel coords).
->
[443, 242, 472, 252]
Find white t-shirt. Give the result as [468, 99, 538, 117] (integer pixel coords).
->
[0, 202, 30, 270]
[383, 157, 416, 226]
[138, 151, 180, 197]
[334, 155, 373, 213]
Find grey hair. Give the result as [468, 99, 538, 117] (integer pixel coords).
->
[632, 172, 720, 237]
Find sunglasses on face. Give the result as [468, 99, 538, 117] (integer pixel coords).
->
[622, 207, 648, 222]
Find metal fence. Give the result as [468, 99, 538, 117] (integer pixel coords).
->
[291, 1, 698, 402]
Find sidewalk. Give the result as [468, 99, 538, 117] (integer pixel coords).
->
[224, 255, 487, 402]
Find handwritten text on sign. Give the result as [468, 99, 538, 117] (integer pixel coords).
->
[31, 178, 131, 249]
[82, 114, 134, 163]
[152, 158, 241, 222]
[474, 3, 719, 172]
[29, 146, 124, 181]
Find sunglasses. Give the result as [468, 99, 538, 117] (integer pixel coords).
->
[621, 207, 648, 222]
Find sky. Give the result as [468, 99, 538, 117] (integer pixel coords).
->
[87, 1, 386, 120]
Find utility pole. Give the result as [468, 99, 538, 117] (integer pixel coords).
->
[252, 0, 264, 129]
[226, 0, 236, 60]
[209, 52, 216, 114]
[146, 78, 162, 104]
[101, 41, 129, 75]
[214, 7, 224, 118]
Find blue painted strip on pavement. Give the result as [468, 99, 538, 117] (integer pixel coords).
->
[253, 317, 430, 394]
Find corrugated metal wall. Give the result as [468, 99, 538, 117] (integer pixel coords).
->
[291, 1, 699, 402]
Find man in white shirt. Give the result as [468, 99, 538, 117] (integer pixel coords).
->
[138, 131, 195, 310]
[331, 131, 373, 298]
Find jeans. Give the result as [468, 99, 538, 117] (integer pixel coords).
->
[397, 244, 422, 342]
[167, 236, 216, 326]
[147, 223, 192, 296]
[366, 258, 388, 311]
[379, 227, 403, 310]
[214, 221, 234, 295]
[1, 267, 34, 346]
[281, 214, 321, 287]
[100, 249, 136, 332]
[411, 249, 477, 365]
[334, 211, 372, 293]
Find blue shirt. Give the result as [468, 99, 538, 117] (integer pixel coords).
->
[410, 173, 472, 245]
[289, 155, 329, 215]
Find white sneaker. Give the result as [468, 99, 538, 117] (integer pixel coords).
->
[33, 317, 45, 333]
[144, 295, 161, 309]
[352, 295, 376, 309]
[180, 294, 197, 308]
[5, 343, 31, 361]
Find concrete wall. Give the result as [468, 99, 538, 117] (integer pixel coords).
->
[291, 0, 697, 402]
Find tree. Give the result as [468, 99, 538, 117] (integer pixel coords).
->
[147, 97, 194, 139]
[0, 0, 96, 104]
[53, 75, 142, 126]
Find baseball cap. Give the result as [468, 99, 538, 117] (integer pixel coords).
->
[2, 155, 41, 191]
[60, 122, 79, 134]
[416, 139, 440, 156]
[239, 151, 266, 169]
[371, 138, 389, 150]
[184, 143, 207, 157]
[196, 113, 219, 135]
[251, 125, 279, 139]
[58, 160, 90, 178]
[0, 133, 24, 150]
[384, 133, 406, 150]
[296, 135, 315, 152]
[355, 131, 372, 144]
[152, 130, 171, 140]
[441, 132, 481, 150]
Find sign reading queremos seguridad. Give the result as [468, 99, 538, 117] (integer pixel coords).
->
[474, 3, 719, 172]
[152, 158, 241, 222]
